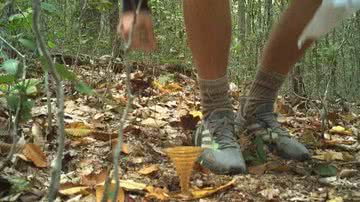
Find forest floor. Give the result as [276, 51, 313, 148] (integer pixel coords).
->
[0, 61, 360, 202]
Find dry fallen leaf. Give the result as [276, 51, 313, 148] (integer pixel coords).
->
[190, 111, 203, 119]
[339, 169, 357, 178]
[22, 144, 48, 168]
[145, 186, 169, 201]
[65, 128, 93, 138]
[97, 180, 147, 192]
[110, 139, 131, 154]
[248, 164, 267, 175]
[330, 126, 352, 136]
[191, 179, 236, 199]
[81, 169, 108, 186]
[259, 187, 280, 200]
[96, 183, 125, 202]
[138, 164, 159, 175]
[118, 180, 147, 191]
[66, 122, 91, 129]
[328, 197, 344, 202]
[92, 131, 118, 141]
[312, 150, 353, 161]
[59, 186, 90, 196]
[141, 118, 167, 128]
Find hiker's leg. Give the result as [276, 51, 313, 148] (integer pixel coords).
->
[183, 0, 246, 175]
[261, 0, 322, 75]
[246, 0, 322, 113]
[240, 0, 322, 161]
[183, 0, 232, 117]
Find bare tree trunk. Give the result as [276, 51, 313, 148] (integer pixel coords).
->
[238, 0, 246, 46]
[265, 0, 273, 32]
[109, 0, 122, 58]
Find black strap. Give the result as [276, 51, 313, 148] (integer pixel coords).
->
[123, 0, 149, 12]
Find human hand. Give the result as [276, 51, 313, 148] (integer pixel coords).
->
[118, 11, 156, 51]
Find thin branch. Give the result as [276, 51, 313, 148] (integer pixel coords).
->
[0, 36, 27, 172]
[32, 1, 65, 201]
[101, 1, 143, 201]
[45, 72, 52, 140]
[0, 35, 25, 58]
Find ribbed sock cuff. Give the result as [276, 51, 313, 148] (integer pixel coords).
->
[198, 75, 232, 117]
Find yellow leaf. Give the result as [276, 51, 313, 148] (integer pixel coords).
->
[96, 180, 147, 191]
[59, 186, 89, 196]
[190, 111, 203, 119]
[191, 179, 236, 199]
[329, 126, 352, 136]
[65, 128, 93, 138]
[141, 118, 167, 128]
[66, 122, 90, 129]
[22, 144, 48, 168]
[327, 197, 344, 202]
[119, 180, 147, 191]
[138, 164, 159, 175]
[313, 150, 344, 161]
[163, 83, 182, 92]
[96, 184, 125, 202]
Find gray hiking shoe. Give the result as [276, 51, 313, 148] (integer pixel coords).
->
[193, 109, 246, 175]
[237, 97, 310, 161]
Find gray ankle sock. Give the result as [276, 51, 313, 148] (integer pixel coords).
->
[198, 75, 232, 117]
[245, 69, 286, 115]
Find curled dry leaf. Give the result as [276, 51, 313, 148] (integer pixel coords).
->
[138, 164, 159, 175]
[22, 144, 47, 168]
[190, 179, 236, 199]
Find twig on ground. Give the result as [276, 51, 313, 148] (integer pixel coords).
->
[32, 1, 65, 201]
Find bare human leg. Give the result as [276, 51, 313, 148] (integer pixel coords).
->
[184, 0, 246, 174]
[240, 0, 322, 161]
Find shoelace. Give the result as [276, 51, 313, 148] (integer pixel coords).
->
[208, 115, 240, 149]
[254, 112, 291, 142]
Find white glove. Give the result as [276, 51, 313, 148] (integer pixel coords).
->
[298, 0, 360, 48]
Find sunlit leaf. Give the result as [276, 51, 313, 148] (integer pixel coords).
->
[47, 41, 56, 49]
[0, 74, 16, 84]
